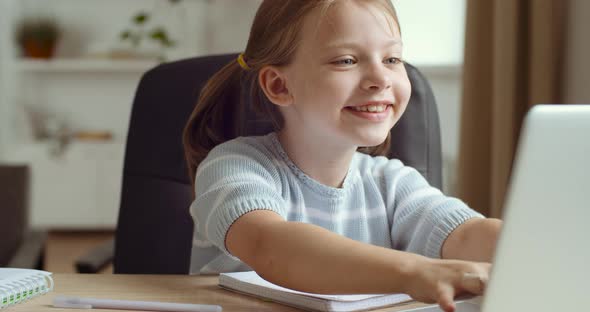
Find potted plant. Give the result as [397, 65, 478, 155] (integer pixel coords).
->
[15, 18, 60, 59]
[117, 0, 182, 61]
[118, 11, 176, 61]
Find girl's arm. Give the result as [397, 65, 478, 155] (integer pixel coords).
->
[441, 218, 503, 262]
[227, 210, 489, 312]
[228, 209, 419, 294]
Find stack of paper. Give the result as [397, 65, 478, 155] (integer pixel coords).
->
[219, 271, 414, 312]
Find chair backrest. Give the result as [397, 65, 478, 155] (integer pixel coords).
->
[114, 53, 442, 274]
[0, 165, 29, 266]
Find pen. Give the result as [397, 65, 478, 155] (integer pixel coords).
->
[53, 295, 222, 312]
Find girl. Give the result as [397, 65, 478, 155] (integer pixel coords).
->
[183, 1, 502, 312]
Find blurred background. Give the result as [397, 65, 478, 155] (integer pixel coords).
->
[0, 0, 588, 273]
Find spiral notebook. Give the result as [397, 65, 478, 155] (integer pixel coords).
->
[219, 271, 414, 312]
[0, 268, 54, 309]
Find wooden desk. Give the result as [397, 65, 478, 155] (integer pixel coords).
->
[11, 274, 432, 312]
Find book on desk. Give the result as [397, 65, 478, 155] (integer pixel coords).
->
[0, 268, 54, 309]
[219, 271, 414, 312]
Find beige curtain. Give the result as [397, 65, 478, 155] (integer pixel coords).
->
[457, 0, 568, 218]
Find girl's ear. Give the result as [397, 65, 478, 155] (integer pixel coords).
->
[258, 65, 293, 107]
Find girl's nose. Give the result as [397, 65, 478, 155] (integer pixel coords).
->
[360, 64, 392, 92]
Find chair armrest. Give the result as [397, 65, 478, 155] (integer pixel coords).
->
[8, 230, 47, 269]
[75, 239, 114, 273]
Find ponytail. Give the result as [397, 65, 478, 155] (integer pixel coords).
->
[182, 59, 244, 189]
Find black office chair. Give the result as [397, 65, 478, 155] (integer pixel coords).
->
[0, 165, 46, 269]
[103, 53, 442, 274]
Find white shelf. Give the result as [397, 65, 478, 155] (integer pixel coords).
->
[3, 140, 126, 229]
[16, 58, 159, 73]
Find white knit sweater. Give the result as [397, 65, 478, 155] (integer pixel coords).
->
[189, 132, 483, 274]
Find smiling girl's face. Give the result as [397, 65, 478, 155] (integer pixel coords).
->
[279, 0, 411, 149]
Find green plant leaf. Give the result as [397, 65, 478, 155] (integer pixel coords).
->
[149, 27, 175, 47]
[149, 28, 165, 39]
[133, 12, 149, 25]
[120, 30, 131, 40]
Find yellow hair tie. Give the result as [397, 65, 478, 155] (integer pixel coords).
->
[237, 53, 251, 70]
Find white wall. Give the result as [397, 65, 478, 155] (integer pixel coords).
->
[563, 0, 590, 103]
[393, 0, 466, 194]
[0, 0, 16, 159]
[392, 0, 466, 66]
[419, 68, 463, 194]
[0, 13, 5, 158]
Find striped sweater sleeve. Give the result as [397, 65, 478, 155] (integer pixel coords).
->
[384, 160, 484, 258]
[189, 139, 287, 255]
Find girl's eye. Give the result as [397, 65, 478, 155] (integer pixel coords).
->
[333, 58, 356, 65]
[384, 57, 402, 65]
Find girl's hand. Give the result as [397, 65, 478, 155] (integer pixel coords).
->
[405, 259, 491, 312]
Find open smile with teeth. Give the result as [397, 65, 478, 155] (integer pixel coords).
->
[349, 104, 392, 113]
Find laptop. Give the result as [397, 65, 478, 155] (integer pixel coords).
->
[409, 105, 590, 312]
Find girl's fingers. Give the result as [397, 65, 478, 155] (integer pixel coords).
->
[461, 272, 486, 294]
[437, 284, 456, 312]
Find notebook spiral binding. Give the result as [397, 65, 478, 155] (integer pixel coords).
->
[0, 270, 54, 309]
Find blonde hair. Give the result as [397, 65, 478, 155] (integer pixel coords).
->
[183, 0, 401, 187]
